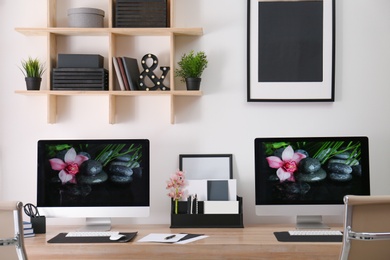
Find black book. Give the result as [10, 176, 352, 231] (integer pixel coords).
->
[121, 57, 140, 91]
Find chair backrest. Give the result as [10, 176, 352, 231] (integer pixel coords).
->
[0, 201, 28, 260]
[340, 195, 390, 260]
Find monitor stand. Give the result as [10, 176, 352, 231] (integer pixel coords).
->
[78, 218, 112, 231]
[295, 215, 330, 229]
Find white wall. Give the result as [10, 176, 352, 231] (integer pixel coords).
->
[1, 0, 390, 226]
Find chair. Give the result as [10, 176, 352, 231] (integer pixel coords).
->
[0, 201, 28, 260]
[340, 195, 390, 260]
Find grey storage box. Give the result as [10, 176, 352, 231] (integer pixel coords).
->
[68, 7, 105, 28]
[57, 54, 104, 68]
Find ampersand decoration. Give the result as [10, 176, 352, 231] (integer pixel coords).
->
[139, 53, 170, 91]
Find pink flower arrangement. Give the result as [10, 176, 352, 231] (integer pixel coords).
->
[166, 170, 186, 214]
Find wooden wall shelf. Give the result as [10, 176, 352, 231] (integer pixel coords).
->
[15, 0, 203, 124]
[15, 90, 202, 124]
[15, 27, 203, 37]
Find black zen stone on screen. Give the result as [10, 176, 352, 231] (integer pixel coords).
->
[258, 1, 323, 82]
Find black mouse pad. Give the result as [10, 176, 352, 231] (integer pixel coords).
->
[47, 232, 138, 243]
[274, 232, 342, 242]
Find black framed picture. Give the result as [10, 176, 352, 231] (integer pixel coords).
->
[247, 0, 335, 102]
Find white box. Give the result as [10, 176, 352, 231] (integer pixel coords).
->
[203, 201, 239, 214]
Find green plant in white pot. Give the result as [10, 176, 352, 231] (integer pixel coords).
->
[175, 50, 208, 90]
[20, 57, 45, 90]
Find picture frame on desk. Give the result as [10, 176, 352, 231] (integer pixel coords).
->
[179, 154, 233, 180]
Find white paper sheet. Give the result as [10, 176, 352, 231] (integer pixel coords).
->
[137, 233, 187, 243]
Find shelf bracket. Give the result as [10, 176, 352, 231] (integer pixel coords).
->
[47, 94, 57, 124]
[109, 94, 116, 124]
[170, 94, 175, 124]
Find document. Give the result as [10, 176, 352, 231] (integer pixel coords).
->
[137, 233, 187, 243]
[176, 234, 209, 244]
[137, 233, 207, 244]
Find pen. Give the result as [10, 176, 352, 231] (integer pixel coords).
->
[164, 234, 176, 240]
[193, 194, 198, 214]
[190, 195, 193, 214]
[187, 196, 192, 214]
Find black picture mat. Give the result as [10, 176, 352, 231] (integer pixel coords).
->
[47, 232, 138, 243]
[258, 1, 323, 82]
[274, 232, 342, 242]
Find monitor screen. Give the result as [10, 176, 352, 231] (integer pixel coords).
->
[37, 139, 150, 230]
[254, 136, 370, 228]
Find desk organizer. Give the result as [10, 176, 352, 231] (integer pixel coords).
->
[170, 196, 243, 228]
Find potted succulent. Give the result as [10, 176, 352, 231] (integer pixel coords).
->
[175, 50, 208, 90]
[20, 57, 45, 90]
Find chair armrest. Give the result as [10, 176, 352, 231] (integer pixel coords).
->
[348, 228, 390, 241]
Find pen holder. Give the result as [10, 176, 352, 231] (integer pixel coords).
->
[31, 216, 46, 234]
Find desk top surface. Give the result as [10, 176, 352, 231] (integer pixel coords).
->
[24, 224, 343, 260]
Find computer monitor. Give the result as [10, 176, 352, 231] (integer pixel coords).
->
[37, 139, 150, 231]
[254, 136, 370, 229]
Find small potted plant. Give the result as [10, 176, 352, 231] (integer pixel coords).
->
[20, 57, 45, 90]
[175, 50, 208, 90]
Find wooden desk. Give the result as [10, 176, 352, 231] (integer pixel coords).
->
[24, 224, 342, 259]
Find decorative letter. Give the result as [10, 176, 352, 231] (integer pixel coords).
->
[139, 53, 170, 91]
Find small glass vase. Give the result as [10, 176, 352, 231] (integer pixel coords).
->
[174, 199, 178, 214]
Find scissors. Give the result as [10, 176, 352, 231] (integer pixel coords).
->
[23, 203, 40, 218]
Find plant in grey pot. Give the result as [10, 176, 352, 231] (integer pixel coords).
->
[175, 50, 208, 90]
[20, 57, 45, 90]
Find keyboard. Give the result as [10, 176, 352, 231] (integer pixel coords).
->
[65, 231, 119, 237]
[288, 230, 343, 236]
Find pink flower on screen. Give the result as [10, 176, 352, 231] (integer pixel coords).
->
[49, 148, 89, 184]
[266, 145, 306, 182]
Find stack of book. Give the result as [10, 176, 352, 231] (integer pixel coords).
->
[112, 57, 140, 91]
[52, 68, 108, 90]
[114, 0, 168, 28]
[52, 54, 108, 91]
[23, 221, 35, 238]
